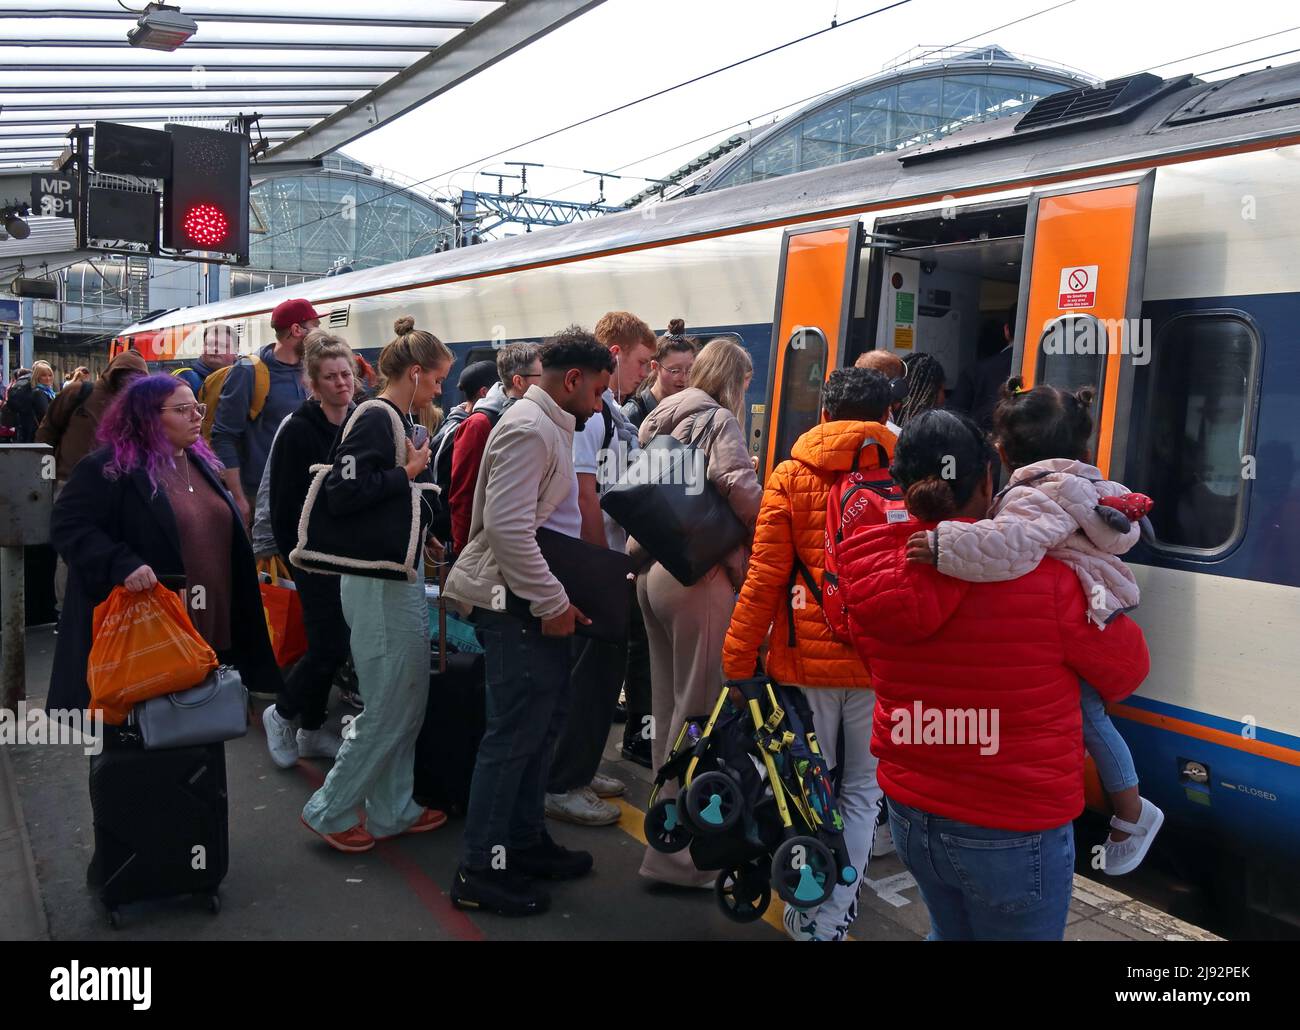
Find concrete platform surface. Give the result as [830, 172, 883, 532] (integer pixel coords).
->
[3, 626, 1220, 942]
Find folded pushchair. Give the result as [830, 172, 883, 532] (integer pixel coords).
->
[644, 677, 856, 923]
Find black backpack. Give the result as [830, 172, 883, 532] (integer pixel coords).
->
[431, 406, 504, 541]
[1, 379, 33, 427]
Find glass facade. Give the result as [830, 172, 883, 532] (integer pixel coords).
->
[706, 63, 1084, 192]
[236, 154, 453, 296]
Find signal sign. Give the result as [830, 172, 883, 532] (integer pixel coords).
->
[162, 124, 248, 259]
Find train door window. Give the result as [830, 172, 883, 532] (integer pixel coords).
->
[772, 327, 827, 462]
[1134, 313, 1258, 554]
[1035, 313, 1108, 455]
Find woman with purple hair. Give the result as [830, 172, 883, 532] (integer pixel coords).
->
[48, 373, 281, 715]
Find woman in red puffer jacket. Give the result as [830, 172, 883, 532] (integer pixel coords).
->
[838, 408, 1149, 941]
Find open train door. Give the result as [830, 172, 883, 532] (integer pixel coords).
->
[1012, 172, 1155, 480]
[759, 219, 861, 479]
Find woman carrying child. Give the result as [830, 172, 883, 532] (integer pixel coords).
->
[906, 379, 1163, 875]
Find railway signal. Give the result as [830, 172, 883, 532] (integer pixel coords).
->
[162, 123, 250, 260]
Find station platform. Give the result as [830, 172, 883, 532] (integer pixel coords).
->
[2, 626, 1219, 942]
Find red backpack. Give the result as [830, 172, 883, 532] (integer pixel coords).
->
[819, 441, 909, 642]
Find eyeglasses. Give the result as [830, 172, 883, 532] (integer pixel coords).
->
[659, 364, 692, 377]
[161, 402, 207, 419]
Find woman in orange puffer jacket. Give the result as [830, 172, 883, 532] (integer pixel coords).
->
[722, 366, 896, 942]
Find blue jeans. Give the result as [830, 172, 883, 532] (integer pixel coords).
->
[887, 797, 1075, 941]
[1079, 680, 1139, 793]
[462, 608, 574, 869]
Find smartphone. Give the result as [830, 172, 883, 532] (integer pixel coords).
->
[410, 424, 429, 449]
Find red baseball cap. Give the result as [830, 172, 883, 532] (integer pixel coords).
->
[270, 298, 323, 330]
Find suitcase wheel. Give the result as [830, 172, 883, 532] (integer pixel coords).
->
[207, 892, 221, 915]
[107, 908, 122, 930]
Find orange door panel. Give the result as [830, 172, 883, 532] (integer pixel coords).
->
[762, 220, 860, 477]
[1013, 173, 1154, 477]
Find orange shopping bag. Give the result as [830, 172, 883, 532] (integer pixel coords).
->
[87, 584, 219, 725]
[258, 557, 307, 668]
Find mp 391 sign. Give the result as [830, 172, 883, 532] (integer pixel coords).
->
[31, 172, 77, 219]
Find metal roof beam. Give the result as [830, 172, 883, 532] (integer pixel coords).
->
[0, 118, 314, 131]
[4, 39, 447, 51]
[0, 100, 349, 111]
[0, 10, 478, 30]
[8, 62, 409, 73]
[269, 0, 606, 162]
[0, 83, 374, 94]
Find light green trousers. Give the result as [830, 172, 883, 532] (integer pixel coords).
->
[302, 573, 429, 838]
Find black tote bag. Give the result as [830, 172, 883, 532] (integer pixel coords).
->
[600, 407, 746, 586]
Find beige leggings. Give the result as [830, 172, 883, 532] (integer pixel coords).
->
[637, 561, 736, 887]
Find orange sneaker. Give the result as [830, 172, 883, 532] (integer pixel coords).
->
[376, 807, 448, 840]
[300, 815, 376, 853]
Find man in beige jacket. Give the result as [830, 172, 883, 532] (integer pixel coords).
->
[446, 327, 613, 918]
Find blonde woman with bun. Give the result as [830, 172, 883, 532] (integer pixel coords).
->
[296, 315, 455, 854]
[633, 336, 762, 887]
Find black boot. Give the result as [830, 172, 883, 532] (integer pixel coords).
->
[450, 864, 550, 916]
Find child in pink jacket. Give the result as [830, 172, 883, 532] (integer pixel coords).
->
[907, 381, 1162, 875]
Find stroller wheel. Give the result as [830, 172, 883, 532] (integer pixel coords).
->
[644, 798, 692, 853]
[683, 772, 742, 835]
[715, 863, 771, 923]
[771, 836, 836, 909]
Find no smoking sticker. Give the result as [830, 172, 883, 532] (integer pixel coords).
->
[1058, 265, 1097, 309]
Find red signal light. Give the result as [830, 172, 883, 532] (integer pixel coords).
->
[182, 202, 229, 247]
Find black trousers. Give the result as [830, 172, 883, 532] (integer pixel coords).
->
[275, 566, 351, 731]
[623, 595, 653, 746]
[546, 634, 628, 794]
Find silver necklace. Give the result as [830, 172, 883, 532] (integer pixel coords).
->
[177, 453, 193, 493]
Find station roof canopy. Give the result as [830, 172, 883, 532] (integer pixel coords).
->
[0, 0, 604, 170]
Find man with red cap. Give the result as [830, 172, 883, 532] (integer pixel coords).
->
[212, 297, 319, 524]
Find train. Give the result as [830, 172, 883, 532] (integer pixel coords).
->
[114, 62, 1300, 935]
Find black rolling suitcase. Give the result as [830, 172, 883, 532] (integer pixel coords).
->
[88, 737, 229, 928]
[414, 565, 486, 815]
[414, 649, 486, 815]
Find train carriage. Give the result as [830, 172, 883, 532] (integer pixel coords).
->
[115, 62, 1300, 934]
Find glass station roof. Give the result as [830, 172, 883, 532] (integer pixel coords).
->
[0, 1, 512, 168]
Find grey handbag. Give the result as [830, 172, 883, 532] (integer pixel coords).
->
[131, 666, 249, 751]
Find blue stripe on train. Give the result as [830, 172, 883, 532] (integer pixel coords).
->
[1110, 712, 1300, 862]
[1116, 693, 1300, 754]
[386, 322, 776, 417]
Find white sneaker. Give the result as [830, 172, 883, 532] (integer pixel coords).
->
[783, 903, 817, 941]
[297, 726, 342, 760]
[590, 772, 626, 798]
[544, 787, 620, 826]
[262, 705, 298, 769]
[871, 821, 896, 858]
[1103, 797, 1165, 876]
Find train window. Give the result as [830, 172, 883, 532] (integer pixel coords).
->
[1036, 314, 1107, 394]
[772, 327, 827, 464]
[1135, 313, 1258, 554]
[1035, 314, 1107, 456]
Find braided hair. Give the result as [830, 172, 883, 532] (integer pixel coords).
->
[896, 352, 946, 427]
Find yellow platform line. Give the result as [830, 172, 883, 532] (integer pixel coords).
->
[614, 797, 794, 939]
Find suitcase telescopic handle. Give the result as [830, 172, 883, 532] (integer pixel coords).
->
[436, 561, 447, 675]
